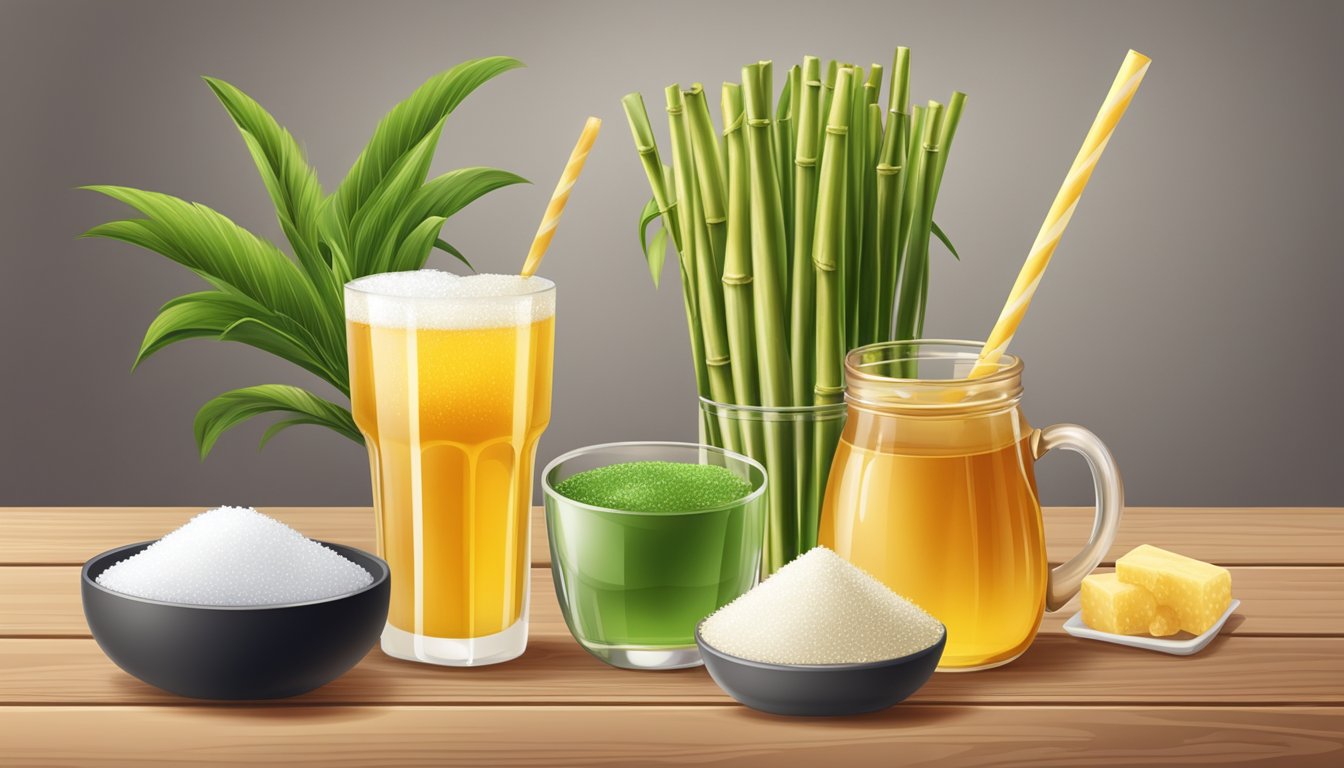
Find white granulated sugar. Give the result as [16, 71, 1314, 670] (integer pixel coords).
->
[345, 270, 555, 329]
[95, 506, 373, 606]
[700, 547, 944, 665]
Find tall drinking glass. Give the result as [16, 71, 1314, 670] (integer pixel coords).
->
[345, 271, 555, 666]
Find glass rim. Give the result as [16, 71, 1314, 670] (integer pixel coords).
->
[697, 396, 848, 417]
[845, 339, 1023, 386]
[541, 440, 768, 517]
[343, 271, 556, 302]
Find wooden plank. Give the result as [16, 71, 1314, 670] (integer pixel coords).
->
[4, 565, 1337, 639]
[1043, 507, 1344, 566]
[4, 507, 1342, 567]
[1, 705, 1340, 767]
[1, 635, 1340, 706]
[0, 507, 546, 567]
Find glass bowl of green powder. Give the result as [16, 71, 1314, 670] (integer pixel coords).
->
[542, 442, 767, 670]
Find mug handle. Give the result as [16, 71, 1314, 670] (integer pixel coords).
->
[1032, 423, 1125, 611]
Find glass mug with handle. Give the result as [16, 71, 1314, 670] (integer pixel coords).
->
[346, 271, 555, 666]
[819, 340, 1122, 671]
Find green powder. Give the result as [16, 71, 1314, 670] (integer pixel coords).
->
[554, 461, 752, 513]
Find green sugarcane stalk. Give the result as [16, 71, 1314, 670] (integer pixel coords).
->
[809, 66, 854, 555]
[788, 64, 802, 157]
[896, 104, 927, 289]
[843, 65, 868, 343]
[912, 91, 964, 345]
[875, 110, 908, 342]
[784, 65, 802, 304]
[790, 57, 822, 408]
[664, 87, 700, 279]
[876, 48, 910, 341]
[913, 100, 956, 342]
[814, 66, 852, 407]
[926, 91, 966, 225]
[621, 93, 709, 397]
[774, 71, 795, 282]
[894, 102, 942, 373]
[887, 47, 910, 127]
[721, 83, 761, 410]
[754, 61, 790, 317]
[817, 61, 838, 168]
[669, 86, 737, 420]
[719, 82, 764, 470]
[854, 67, 883, 346]
[685, 84, 728, 278]
[857, 102, 884, 346]
[743, 61, 796, 572]
[690, 174, 741, 451]
[789, 57, 822, 553]
[742, 62, 793, 403]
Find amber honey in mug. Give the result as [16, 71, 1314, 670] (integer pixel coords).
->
[819, 340, 1122, 671]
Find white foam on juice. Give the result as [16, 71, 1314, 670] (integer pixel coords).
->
[95, 506, 374, 606]
[345, 270, 555, 329]
[699, 547, 945, 665]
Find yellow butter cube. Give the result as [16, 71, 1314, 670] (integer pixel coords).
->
[1117, 545, 1231, 635]
[1081, 572, 1156, 634]
[1149, 605, 1181, 636]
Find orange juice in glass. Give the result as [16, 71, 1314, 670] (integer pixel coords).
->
[346, 270, 555, 666]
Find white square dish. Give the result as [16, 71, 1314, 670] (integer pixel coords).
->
[1061, 599, 1240, 656]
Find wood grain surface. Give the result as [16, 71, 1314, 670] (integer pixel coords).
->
[2, 506, 1341, 766]
[4, 506, 1341, 566]
[1, 635, 1340, 705]
[2, 565, 1339, 638]
[3, 705, 1341, 767]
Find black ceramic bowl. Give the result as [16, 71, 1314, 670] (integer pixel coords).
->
[695, 622, 947, 716]
[82, 540, 389, 700]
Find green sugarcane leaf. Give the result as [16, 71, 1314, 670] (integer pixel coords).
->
[931, 220, 960, 260]
[637, 196, 662, 277]
[234, 129, 343, 318]
[259, 417, 341, 451]
[432, 239, 474, 271]
[80, 186, 337, 354]
[136, 292, 337, 386]
[135, 292, 259, 366]
[392, 216, 448, 273]
[646, 227, 667, 288]
[317, 197, 354, 284]
[349, 119, 445, 276]
[333, 56, 523, 226]
[221, 318, 348, 394]
[194, 384, 362, 459]
[202, 77, 325, 268]
[397, 167, 528, 248]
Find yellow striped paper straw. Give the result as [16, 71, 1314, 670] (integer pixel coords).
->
[520, 116, 602, 277]
[966, 50, 1151, 379]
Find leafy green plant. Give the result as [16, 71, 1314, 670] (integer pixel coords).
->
[82, 56, 527, 458]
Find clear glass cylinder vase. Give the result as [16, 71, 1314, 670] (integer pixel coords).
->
[698, 398, 848, 576]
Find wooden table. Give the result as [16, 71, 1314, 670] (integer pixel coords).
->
[2, 507, 1341, 766]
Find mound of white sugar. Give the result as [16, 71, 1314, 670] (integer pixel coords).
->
[95, 506, 373, 606]
[700, 547, 943, 664]
[345, 270, 555, 329]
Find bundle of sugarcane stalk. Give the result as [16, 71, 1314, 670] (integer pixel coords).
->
[623, 50, 964, 573]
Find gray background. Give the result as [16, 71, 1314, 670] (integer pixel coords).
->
[2, 0, 1340, 507]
